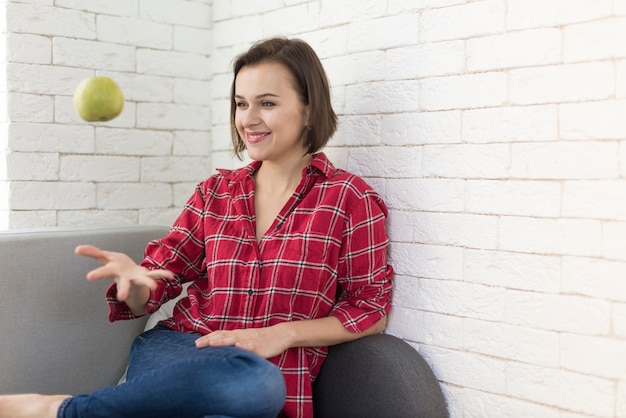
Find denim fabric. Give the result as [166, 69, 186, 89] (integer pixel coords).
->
[58, 325, 286, 418]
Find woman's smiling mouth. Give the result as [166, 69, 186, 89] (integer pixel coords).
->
[246, 132, 270, 144]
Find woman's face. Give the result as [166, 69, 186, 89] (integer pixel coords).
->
[234, 62, 309, 164]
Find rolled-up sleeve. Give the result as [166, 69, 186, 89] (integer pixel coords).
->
[330, 190, 394, 333]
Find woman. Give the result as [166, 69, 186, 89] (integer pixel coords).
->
[0, 37, 393, 418]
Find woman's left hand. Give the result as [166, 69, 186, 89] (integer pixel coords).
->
[195, 325, 291, 359]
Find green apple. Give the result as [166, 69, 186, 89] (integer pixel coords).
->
[73, 76, 124, 122]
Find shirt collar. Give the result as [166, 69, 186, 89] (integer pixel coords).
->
[223, 152, 337, 184]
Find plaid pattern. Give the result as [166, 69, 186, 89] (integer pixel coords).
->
[106, 153, 393, 418]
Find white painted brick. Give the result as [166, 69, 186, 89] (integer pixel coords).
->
[506, 290, 611, 334]
[462, 389, 561, 418]
[300, 27, 349, 59]
[465, 319, 559, 367]
[386, 178, 464, 212]
[421, 72, 508, 111]
[228, 0, 283, 17]
[262, 3, 320, 36]
[10, 181, 95, 210]
[417, 345, 507, 394]
[102, 71, 174, 103]
[389, 242, 463, 280]
[464, 249, 561, 293]
[381, 111, 461, 146]
[465, 180, 561, 217]
[97, 183, 172, 209]
[140, 0, 210, 28]
[57, 210, 138, 227]
[324, 51, 385, 86]
[7, 63, 93, 95]
[421, 0, 506, 42]
[139, 208, 180, 227]
[7, 152, 58, 181]
[347, 146, 420, 178]
[615, 302, 626, 338]
[97, 15, 172, 50]
[564, 18, 626, 62]
[563, 180, 626, 220]
[499, 216, 602, 257]
[174, 26, 211, 54]
[8, 93, 54, 123]
[210, 98, 230, 127]
[344, 81, 419, 114]
[422, 144, 510, 179]
[560, 100, 626, 140]
[206, 123, 230, 151]
[510, 62, 614, 105]
[9, 0, 53, 5]
[141, 156, 210, 182]
[212, 16, 263, 48]
[386, 41, 465, 80]
[619, 60, 626, 98]
[7, 3, 95, 39]
[507, 0, 613, 30]
[53, 38, 135, 72]
[511, 142, 619, 180]
[387, 308, 464, 350]
[137, 103, 211, 131]
[604, 221, 626, 261]
[173, 131, 210, 156]
[561, 333, 626, 379]
[622, 141, 626, 177]
[209, 73, 231, 100]
[618, 0, 626, 15]
[506, 362, 615, 417]
[95, 128, 173, 156]
[173, 182, 198, 206]
[390, 274, 420, 309]
[54, 0, 138, 16]
[413, 212, 498, 250]
[347, 14, 419, 52]
[387, 0, 464, 14]
[7, 33, 51, 64]
[619, 380, 626, 418]
[319, 0, 386, 27]
[174, 79, 211, 105]
[332, 114, 382, 147]
[387, 210, 413, 242]
[419, 279, 506, 321]
[562, 256, 626, 302]
[8, 123, 94, 153]
[462, 105, 559, 143]
[6, 210, 57, 229]
[467, 28, 561, 72]
[137, 49, 210, 79]
[60, 155, 140, 182]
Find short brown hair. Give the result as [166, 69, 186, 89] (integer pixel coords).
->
[230, 37, 338, 159]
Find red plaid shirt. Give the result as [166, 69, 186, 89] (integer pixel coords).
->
[107, 152, 393, 418]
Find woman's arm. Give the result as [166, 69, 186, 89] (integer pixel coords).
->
[195, 315, 387, 359]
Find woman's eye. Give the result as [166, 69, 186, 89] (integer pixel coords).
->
[261, 101, 275, 107]
[236, 102, 247, 108]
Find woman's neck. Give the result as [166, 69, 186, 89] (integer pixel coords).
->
[254, 154, 313, 194]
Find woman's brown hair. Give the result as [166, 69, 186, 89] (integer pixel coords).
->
[230, 37, 338, 159]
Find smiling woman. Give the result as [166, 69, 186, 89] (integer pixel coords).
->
[0, 38, 393, 418]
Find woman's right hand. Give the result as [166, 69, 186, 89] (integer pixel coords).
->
[75, 245, 174, 314]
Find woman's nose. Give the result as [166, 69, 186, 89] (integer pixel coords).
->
[242, 107, 260, 127]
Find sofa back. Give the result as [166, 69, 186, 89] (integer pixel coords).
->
[0, 226, 169, 395]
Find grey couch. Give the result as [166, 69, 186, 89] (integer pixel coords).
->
[0, 226, 448, 417]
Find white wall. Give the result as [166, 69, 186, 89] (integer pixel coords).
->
[2, 0, 626, 417]
[0, 0, 212, 229]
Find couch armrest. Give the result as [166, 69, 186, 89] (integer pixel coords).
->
[313, 333, 448, 418]
[0, 226, 169, 395]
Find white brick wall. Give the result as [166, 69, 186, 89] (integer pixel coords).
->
[1, 0, 212, 228]
[1, 0, 625, 417]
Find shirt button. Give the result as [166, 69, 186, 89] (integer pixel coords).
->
[275, 223, 282, 230]
[247, 289, 254, 296]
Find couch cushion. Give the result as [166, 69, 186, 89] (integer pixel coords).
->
[0, 226, 169, 395]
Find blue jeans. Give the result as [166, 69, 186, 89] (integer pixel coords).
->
[58, 325, 286, 418]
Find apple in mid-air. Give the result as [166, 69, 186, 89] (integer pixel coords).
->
[73, 76, 124, 122]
